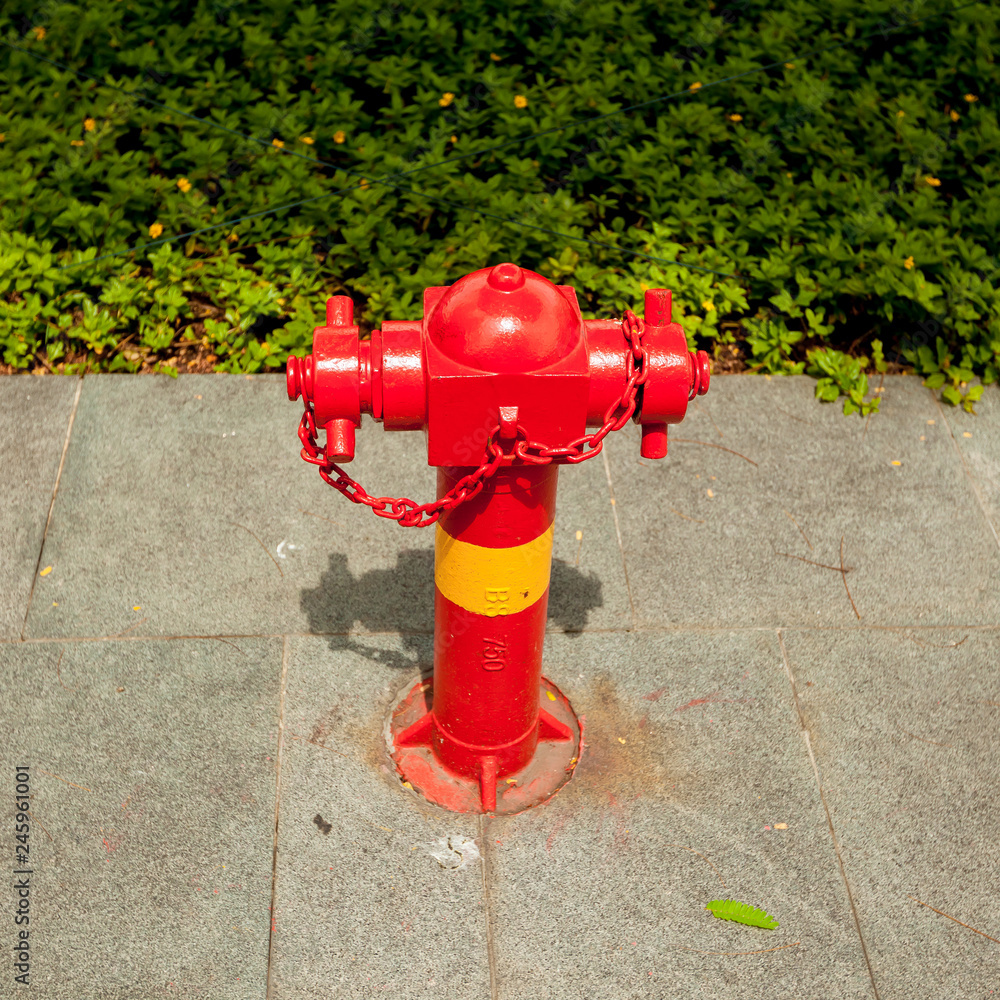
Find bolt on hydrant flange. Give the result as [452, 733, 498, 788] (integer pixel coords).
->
[289, 263, 709, 814]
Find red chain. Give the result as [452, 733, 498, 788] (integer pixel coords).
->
[296, 309, 647, 527]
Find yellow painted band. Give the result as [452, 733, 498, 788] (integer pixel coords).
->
[435, 525, 554, 617]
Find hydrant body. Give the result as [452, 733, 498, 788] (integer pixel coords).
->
[289, 263, 709, 813]
[396, 463, 569, 812]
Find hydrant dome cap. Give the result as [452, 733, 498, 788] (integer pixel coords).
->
[427, 264, 581, 373]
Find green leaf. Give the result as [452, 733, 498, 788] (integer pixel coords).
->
[815, 379, 841, 402]
[706, 899, 779, 930]
[916, 346, 938, 373]
[872, 339, 887, 374]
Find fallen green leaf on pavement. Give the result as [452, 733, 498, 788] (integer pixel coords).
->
[706, 899, 779, 929]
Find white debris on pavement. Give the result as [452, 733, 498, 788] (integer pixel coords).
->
[426, 835, 480, 870]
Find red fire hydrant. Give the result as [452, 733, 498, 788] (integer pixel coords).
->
[288, 263, 709, 813]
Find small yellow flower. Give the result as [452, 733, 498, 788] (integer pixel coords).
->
[728, 113, 743, 122]
[450, 135, 458, 143]
[786, 171, 793, 178]
[226, 232, 238, 243]
[333, 130, 346, 144]
[34, 26, 46, 40]
[272, 138, 284, 148]
[689, 81, 702, 91]
[359, 178, 369, 189]
[514, 95, 528, 108]
[439, 92, 454, 107]
[924, 176, 941, 187]
[896, 110, 905, 118]
[149, 223, 164, 238]
[176, 176, 192, 192]
[490, 53, 501, 61]
[639, 282, 650, 291]
[0, 134, 6, 142]
[701, 300, 716, 312]
[950, 110, 960, 121]
[903, 255, 914, 270]
[70, 139, 84, 146]
[964, 93, 978, 103]
[84, 117, 96, 131]
[299, 136, 314, 145]
[784, 62, 795, 69]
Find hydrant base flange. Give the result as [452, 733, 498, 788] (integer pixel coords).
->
[388, 675, 581, 815]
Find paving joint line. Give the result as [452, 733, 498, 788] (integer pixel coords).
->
[4, 622, 998, 645]
[933, 390, 1000, 553]
[602, 448, 636, 629]
[21, 374, 84, 641]
[778, 629, 882, 1000]
[265, 634, 290, 1000]
[478, 814, 500, 1000]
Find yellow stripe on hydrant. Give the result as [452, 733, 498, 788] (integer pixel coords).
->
[435, 525, 554, 617]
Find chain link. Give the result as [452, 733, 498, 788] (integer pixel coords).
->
[295, 309, 647, 527]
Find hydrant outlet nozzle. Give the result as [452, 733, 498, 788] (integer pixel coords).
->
[325, 418, 356, 461]
[691, 349, 711, 397]
[640, 422, 669, 459]
[286, 353, 313, 402]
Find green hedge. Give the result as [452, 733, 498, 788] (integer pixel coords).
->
[1, 0, 998, 414]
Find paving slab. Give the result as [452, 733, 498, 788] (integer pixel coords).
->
[484, 628, 875, 1000]
[267, 634, 491, 999]
[0, 636, 282, 999]
[781, 626, 999, 1000]
[937, 380, 1000, 551]
[0, 375, 80, 640]
[605, 375, 1000, 629]
[23, 374, 624, 641]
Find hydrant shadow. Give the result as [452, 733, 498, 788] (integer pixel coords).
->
[549, 558, 605, 634]
[300, 550, 604, 670]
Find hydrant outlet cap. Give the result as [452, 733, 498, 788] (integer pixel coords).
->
[487, 262, 526, 291]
